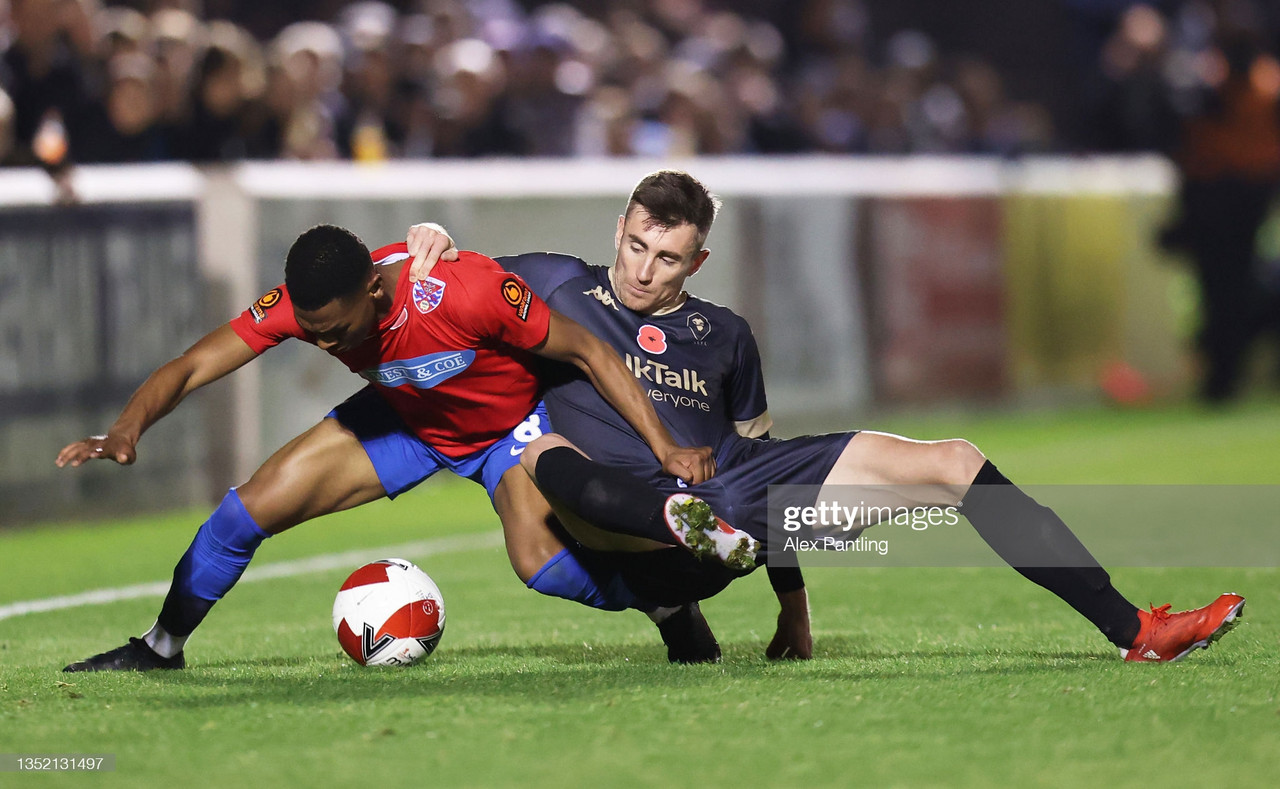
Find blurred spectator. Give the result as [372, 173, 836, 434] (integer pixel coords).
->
[1094, 4, 1182, 152]
[1, 0, 95, 167]
[271, 21, 343, 159]
[334, 1, 406, 161]
[176, 21, 277, 161]
[76, 50, 170, 162]
[430, 37, 523, 157]
[0, 83, 17, 164]
[96, 5, 149, 62]
[574, 83, 637, 155]
[0, 0, 1197, 165]
[1160, 31, 1280, 402]
[502, 6, 591, 157]
[149, 8, 205, 127]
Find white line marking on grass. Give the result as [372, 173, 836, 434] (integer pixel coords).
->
[0, 531, 503, 622]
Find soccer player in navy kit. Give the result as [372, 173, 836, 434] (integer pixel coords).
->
[409, 170, 1246, 663]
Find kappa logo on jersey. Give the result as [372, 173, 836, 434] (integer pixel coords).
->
[637, 324, 668, 354]
[362, 350, 477, 389]
[502, 278, 533, 321]
[687, 312, 711, 341]
[250, 288, 283, 324]
[412, 277, 446, 314]
[584, 284, 620, 311]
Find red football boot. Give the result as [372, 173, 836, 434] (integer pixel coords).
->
[1121, 593, 1245, 662]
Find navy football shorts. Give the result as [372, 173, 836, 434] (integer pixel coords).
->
[605, 433, 855, 604]
[328, 386, 550, 503]
[647, 431, 856, 544]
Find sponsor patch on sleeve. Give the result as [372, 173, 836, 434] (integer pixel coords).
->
[250, 288, 283, 323]
[501, 277, 533, 321]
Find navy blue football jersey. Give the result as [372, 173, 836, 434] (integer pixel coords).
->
[499, 255, 769, 477]
[498, 252, 853, 546]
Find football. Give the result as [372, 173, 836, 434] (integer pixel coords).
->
[332, 558, 446, 667]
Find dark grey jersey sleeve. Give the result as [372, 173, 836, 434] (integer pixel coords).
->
[494, 252, 592, 300]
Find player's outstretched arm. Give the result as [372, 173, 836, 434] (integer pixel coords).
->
[405, 223, 458, 280]
[56, 324, 259, 468]
[534, 310, 716, 484]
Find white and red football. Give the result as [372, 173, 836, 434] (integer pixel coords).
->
[332, 559, 446, 667]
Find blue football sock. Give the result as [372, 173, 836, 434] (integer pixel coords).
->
[527, 549, 643, 612]
[156, 489, 272, 637]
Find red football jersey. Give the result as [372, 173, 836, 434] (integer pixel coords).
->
[230, 244, 551, 457]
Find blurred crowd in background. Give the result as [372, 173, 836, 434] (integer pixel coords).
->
[5, 0, 1272, 167]
[0, 0, 1277, 167]
[4, 0, 1280, 403]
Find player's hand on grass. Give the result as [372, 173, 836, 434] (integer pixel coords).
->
[766, 588, 813, 660]
[56, 433, 137, 468]
[662, 445, 716, 485]
[406, 222, 458, 280]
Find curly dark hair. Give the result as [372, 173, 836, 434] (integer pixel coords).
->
[284, 224, 372, 311]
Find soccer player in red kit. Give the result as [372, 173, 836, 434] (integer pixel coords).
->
[57, 224, 714, 671]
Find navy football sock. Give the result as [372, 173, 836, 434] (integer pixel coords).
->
[962, 461, 1140, 648]
[526, 548, 646, 611]
[156, 489, 272, 639]
[533, 446, 675, 544]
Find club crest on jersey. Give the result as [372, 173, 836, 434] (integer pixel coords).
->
[502, 277, 533, 321]
[687, 312, 711, 341]
[412, 277, 447, 314]
[584, 284, 619, 311]
[637, 324, 668, 355]
[250, 288, 282, 323]
[362, 350, 476, 389]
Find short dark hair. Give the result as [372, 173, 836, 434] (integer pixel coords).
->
[284, 225, 372, 311]
[625, 170, 721, 247]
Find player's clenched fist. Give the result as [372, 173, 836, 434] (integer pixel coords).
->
[406, 222, 458, 280]
[56, 433, 137, 468]
[661, 445, 716, 485]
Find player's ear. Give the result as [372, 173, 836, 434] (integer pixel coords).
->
[367, 268, 384, 298]
[614, 215, 625, 249]
[688, 248, 710, 276]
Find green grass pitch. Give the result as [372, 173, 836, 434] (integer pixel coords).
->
[2, 401, 1278, 787]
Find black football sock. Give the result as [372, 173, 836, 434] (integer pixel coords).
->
[961, 461, 1141, 648]
[767, 564, 805, 595]
[156, 587, 216, 639]
[534, 446, 677, 544]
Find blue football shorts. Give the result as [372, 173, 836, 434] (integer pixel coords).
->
[328, 386, 550, 503]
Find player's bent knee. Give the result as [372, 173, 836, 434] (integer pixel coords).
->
[510, 552, 548, 584]
[236, 468, 306, 533]
[521, 433, 577, 479]
[940, 439, 986, 485]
